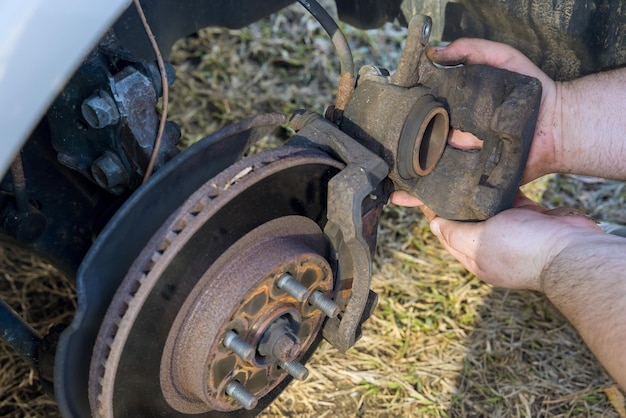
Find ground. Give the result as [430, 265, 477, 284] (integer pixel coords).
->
[1, 2, 625, 417]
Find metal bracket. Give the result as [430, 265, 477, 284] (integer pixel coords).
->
[289, 111, 389, 352]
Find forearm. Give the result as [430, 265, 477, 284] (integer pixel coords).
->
[554, 68, 626, 179]
[542, 233, 626, 389]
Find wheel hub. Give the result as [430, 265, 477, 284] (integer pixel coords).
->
[160, 216, 334, 413]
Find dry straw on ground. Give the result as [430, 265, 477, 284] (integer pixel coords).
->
[1, 2, 625, 417]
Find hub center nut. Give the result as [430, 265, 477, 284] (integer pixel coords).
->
[257, 318, 301, 363]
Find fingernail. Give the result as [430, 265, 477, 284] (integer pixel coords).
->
[430, 220, 441, 237]
[430, 42, 449, 52]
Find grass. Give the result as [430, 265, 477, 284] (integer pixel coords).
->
[1, 1, 625, 417]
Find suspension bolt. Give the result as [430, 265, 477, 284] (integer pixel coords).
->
[91, 151, 128, 190]
[279, 361, 309, 381]
[81, 90, 120, 129]
[276, 274, 308, 302]
[309, 290, 340, 318]
[223, 330, 255, 362]
[225, 381, 258, 410]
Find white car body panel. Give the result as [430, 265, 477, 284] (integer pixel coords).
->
[0, 0, 130, 175]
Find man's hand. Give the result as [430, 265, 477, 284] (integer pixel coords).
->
[391, 37, 626, 390]
[397, 191, 601, 291]
[417, 38, 626, 183]
[403, 189, 626, 390]
[427, 38, 560, 184]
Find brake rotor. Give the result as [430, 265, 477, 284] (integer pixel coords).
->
[89, 145, 343, 417]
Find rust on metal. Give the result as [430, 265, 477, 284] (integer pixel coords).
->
[340, 14, 542, 220]
[335, 72, 355, 111]
[89, 145, 343, 417]
[161, 216, 332, 413]
[288, 112, 390, 352]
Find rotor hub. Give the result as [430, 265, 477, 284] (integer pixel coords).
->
[159, 216, 333, 413]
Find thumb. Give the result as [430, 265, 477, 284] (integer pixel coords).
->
[427, 38, 549, 86]
[427, 38, 520, 68]
[430, 217, 480, 263]
[429, 217, 482, 277]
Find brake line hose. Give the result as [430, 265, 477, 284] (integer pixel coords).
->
[296, 0, 355, 111]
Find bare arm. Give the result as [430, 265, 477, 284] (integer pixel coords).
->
[556, 69, 626, 179]
[542, 233, 626, 388]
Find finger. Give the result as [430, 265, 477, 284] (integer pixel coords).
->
[448, 129, 482, 150]
[419, 203, 438, 222]
[390, 191, 439, 222]
[430, 218, 480, 255]
[426, 38, 552, 91]
[390, 190, 422, 207]
[430, 218, 481, 272]
[427, 38, 535, 75]
[520, 169, 546, 185]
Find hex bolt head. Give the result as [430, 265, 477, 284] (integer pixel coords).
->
[225, 381, 258, 410]
[81, 90, 120, 129]
[279, 361, 309, 381]
[309, 290, 340, 318]
[223, 330, 255, 362]
[91, 151, 128, 190]
[276, 274, 309, 302]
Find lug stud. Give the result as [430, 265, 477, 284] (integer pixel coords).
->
[277, 274, 340, 318]
[225, 380, 258, 410]
[309, 290, 340, 318]
[276, 274, 308, 302]
[279, 361, 309, 381]
[223, 330, 255, 362]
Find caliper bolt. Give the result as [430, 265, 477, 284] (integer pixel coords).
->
[276, 274, 308, 302]
[309, 290, 340, 318]
[223, 330, 255, 362]
[225, 381, 258, 410]
[279, 361, 309, 381]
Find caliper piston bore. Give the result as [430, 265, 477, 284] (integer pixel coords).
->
[398, 94, 449, 178]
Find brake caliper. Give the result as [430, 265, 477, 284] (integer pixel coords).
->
[337, 15, 542, 221]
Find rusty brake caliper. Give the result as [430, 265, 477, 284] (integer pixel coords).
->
[290, 14, 542, 352]
[339, 15, 542, 220]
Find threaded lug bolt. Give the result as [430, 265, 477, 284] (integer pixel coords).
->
[309, 290, 340, 318]
[279, 361, 309, 381]
[223, 330, 255, 362]
[276, 274, 309, 302]
[225, 381, 258, 410]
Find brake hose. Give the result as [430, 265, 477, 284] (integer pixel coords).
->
[296, 0, 355, 111]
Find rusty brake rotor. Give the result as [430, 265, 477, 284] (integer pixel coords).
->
[89, 145, 343, 417]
